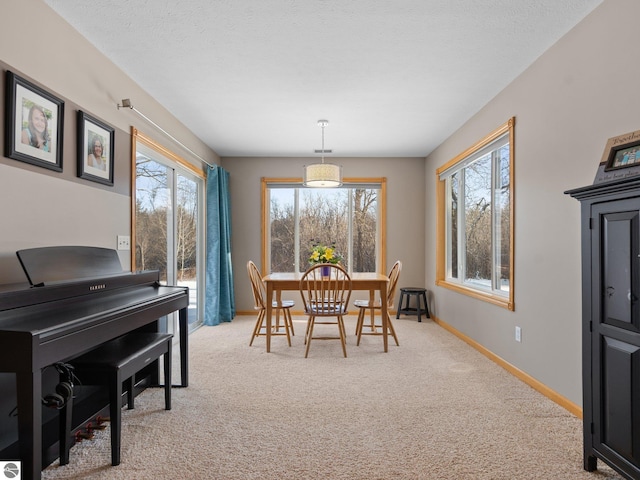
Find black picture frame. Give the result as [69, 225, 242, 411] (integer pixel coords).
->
[4, 71, 64, 172]
[77, 110, 114, 186]
[604, 137, 640, 171]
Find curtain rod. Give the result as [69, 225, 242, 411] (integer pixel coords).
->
[117, 99, 215, 169]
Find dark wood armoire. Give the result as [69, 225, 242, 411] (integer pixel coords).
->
[567, 177, 640, 480]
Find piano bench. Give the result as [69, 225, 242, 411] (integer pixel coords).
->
[68, 332, 173, 467]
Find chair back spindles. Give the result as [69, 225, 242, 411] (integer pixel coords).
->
[247, 261, 266, 311]
[301, 263, 351, 315]
[299, 263, 352, 357]
[386, 260, 402, 307]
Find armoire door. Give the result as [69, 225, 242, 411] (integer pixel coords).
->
[591, 198, 640, 478]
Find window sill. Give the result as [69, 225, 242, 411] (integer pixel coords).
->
[435, 279, 514, 311]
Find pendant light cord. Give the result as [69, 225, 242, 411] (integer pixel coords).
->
[319, 119, 328, 164]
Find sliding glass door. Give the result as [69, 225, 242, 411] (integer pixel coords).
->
[134, 140, 204, 332]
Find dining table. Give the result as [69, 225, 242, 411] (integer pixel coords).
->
[262, 271, 390, 353]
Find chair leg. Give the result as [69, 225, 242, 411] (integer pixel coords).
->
[285, 308, 295, 336]
[304, 315, 312, 345]
[249, 310, 265, 346]
[387, 314, 400, 346]
[282, 308, 292, 347]
[356, 308, 365, 345]
[338, 315, 347, 357]
[355, 307, 364, 334]
[305, 316, 315, 358]
[339, 315, 347, 342]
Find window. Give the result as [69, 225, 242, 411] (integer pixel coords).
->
[262, 178, 386, 274]
[436, 118, 515, 310]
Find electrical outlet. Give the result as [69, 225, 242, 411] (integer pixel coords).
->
[515, 326, 522, 342]
[117, 235, 130, 251]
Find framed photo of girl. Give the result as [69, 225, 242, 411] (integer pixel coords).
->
[77, 111, 114, 186]
[4, 71, 64, 171]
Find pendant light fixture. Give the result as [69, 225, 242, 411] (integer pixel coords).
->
[303, 120, 342, 187]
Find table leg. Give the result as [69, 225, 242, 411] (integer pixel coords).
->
[266, 282, 273, 353]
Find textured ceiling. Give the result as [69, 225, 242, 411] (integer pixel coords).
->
[45, 0, 602, 158]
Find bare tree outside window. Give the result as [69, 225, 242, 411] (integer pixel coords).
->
[136, 158, 169, 280]
[464, 154, 492, 286]
[135, 157, 198, 284]
[437, 117, 515, 310]
[267, 183, 381, 273]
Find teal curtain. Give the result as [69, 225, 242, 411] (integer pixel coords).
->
[204, 165, 235, 325]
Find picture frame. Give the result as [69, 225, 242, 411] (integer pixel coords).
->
[4, 71, 64, 172]
[603, 131, 640, 171]
[77, 110, 114, 186]
[593, 129, 640, 184]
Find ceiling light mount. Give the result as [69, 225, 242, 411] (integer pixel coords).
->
[303, 119, 342, 188]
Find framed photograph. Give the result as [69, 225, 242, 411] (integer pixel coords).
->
[4, 71, 64, 171]
[604, 136, 640, 171]
[593, 129, 640, 184]
[77, 110, 114, 186]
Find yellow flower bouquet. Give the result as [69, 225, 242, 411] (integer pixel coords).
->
[308, 241, 342, 265]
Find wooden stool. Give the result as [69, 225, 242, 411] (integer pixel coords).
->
[69, 332, 173, 466]
[396, 287, 430, 322]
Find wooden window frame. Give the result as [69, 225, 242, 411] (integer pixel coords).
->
[435, 118, 515, 311]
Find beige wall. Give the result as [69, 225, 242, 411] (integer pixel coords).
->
[424, 0, 640, 406]
[221, 156, 426, 312]
[0, 0, 218, 284]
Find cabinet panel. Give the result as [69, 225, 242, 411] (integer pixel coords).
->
[600, 336, 640, 462]
[602, 211, 640, 331]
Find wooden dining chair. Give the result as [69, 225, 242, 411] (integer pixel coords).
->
[247, 260, 294, 347]
[354, 260, 402, 346]
[299, 263, 352, 358]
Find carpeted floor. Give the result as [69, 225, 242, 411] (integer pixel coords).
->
[43, 315, 624, 479]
